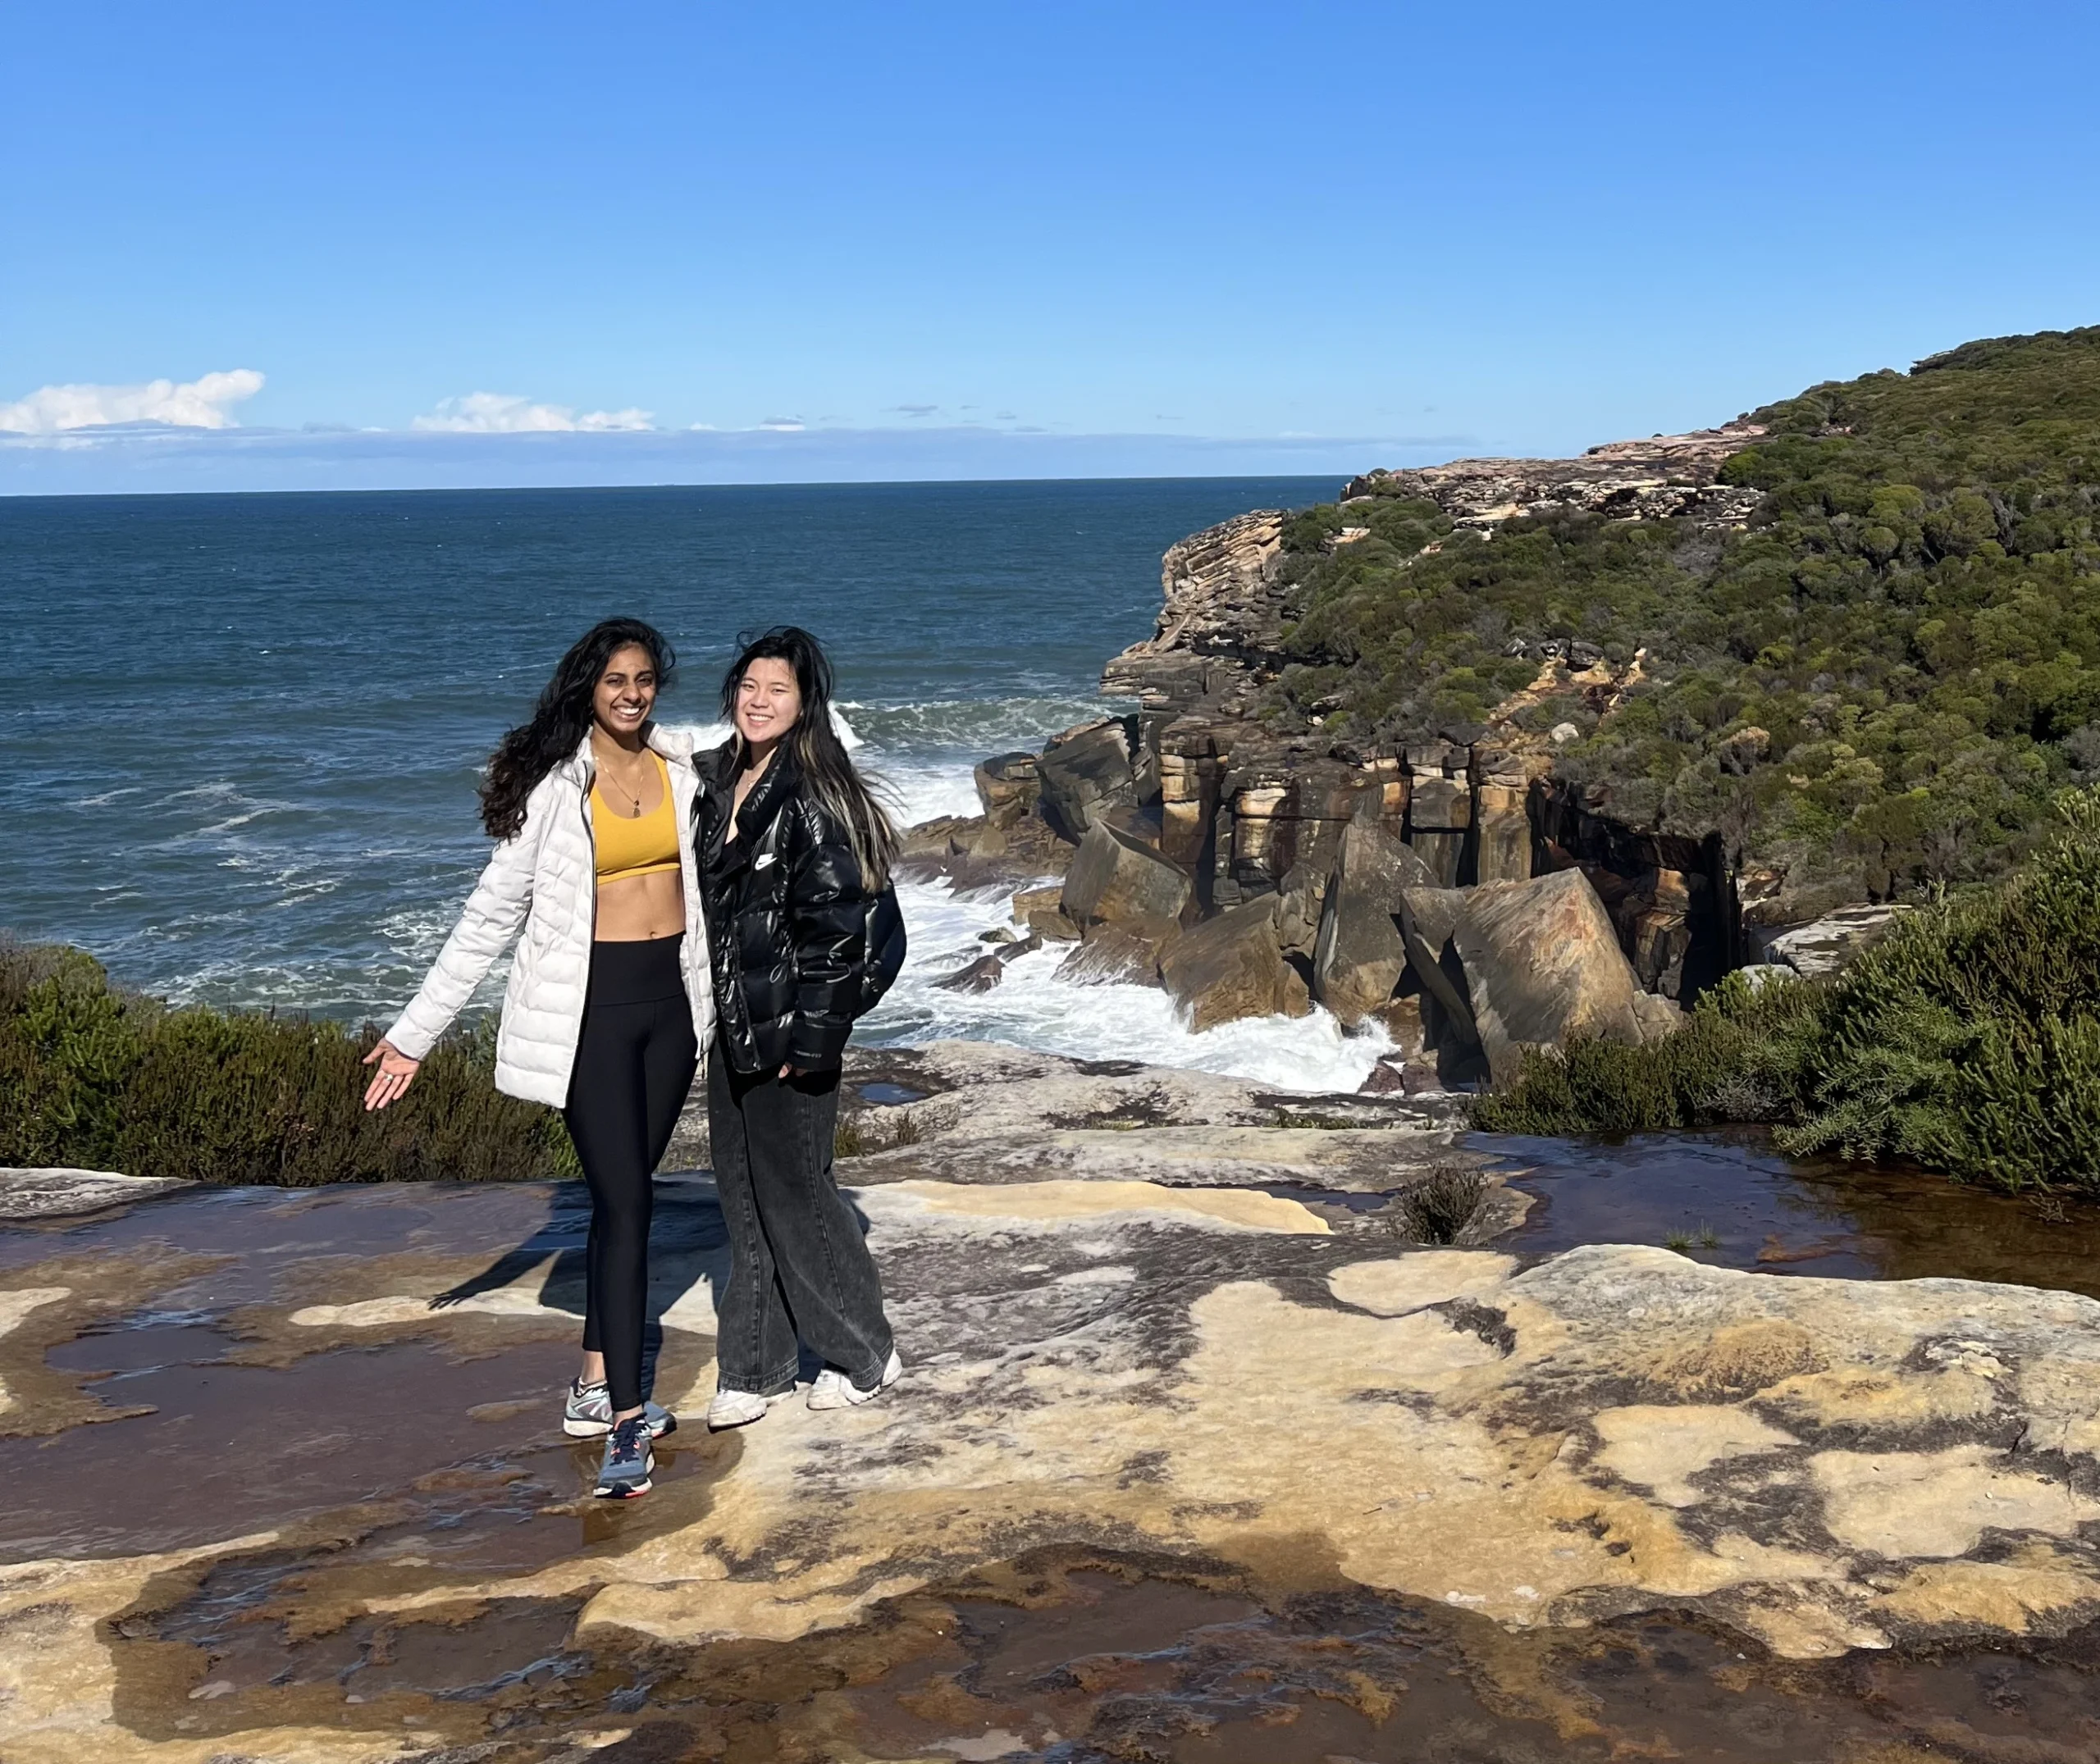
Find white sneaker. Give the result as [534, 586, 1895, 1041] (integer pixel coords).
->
[806, 1349, 902, 1411]
[705, 1387, 797, 1431]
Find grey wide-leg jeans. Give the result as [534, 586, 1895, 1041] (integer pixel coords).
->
[707, 1040, 895, 1394]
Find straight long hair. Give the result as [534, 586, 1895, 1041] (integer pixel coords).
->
[723, 626, 897, 889]
[481, 618, 676, 840]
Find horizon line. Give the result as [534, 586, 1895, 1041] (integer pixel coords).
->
[0, 467, 1363, 504]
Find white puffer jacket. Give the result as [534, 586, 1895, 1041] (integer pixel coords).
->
[386, 725, 714, 1106]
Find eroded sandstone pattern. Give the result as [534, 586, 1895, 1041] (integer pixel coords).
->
[4, 1057, 2100, 1761]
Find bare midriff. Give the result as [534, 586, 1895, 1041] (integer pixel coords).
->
[592, 758, 685, 942]
[596, 868, 683, 941]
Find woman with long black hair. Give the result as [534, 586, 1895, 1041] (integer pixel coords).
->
[696, 625, 906, 1429]
[363, 618, 711, 1499]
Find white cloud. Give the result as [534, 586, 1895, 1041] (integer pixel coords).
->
[756, 416, 805, 431]
[0, 368, 264, 434]
[412, 392, 655, 433]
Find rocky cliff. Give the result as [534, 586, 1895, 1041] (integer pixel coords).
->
[1341, 422, 1767, 529]
[897, 426, 1831, 1084]
[914, 329, 2100, 1087]
[1094, 426, 1779, 980]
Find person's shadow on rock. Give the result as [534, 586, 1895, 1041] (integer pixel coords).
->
[427, 1174, 738, 1403]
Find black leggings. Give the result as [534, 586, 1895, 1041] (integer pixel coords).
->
[563, 936, 698, 1412]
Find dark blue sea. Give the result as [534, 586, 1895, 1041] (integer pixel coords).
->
[2, 477, 1392, 1087]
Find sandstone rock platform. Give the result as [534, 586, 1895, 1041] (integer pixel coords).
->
[0, 1167, 192, 1221]
[5, 1051, 2099, 1761]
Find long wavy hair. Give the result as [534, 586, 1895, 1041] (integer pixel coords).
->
[480, 618, 677, 840]
[723, 626, 897, 889]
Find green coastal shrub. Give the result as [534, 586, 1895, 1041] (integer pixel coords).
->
[1471, 973, 1828, 1139]
[1472, 787, 2100, 1195]
[0, 941, 576, 1186]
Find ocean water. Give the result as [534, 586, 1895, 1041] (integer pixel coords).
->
[2, 478, 1390, 1091]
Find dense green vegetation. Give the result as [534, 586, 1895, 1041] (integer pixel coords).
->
[0, 941, 577, 1185]
[1473, 787, 2100, 1193]
[1276, 326, 2100, 908]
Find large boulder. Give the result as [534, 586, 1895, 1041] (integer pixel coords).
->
[1454, 868, 1648, 1083]
[934, 950, 1008, 993]
[1274, 861, 1326, 962]
[1011, 883, 1080, 942]
[1056, 924, 1165, 988]
[1398, 886, 1479, 1046]
[1159, 896, 1312, 1032]
[1313, 819, 1436, 1028]
[1095, 801, 1167, 852]
[974, 751, 1042, 828]
[1061, 819, 1192, 938]
[1036, 718, 1138, 842]
[896, 810, 1071, 890]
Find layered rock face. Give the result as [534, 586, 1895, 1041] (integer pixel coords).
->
[1343, 422, 1767, 529]
[1100, 508, 1292, 715]
[911, 426, 1890, 1066]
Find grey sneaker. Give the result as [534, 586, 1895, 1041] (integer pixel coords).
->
[594, 1414, 654, 1499]
[564, 1380, 676, 1440]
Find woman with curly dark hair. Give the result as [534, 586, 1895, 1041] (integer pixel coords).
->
[695, 625, 906, 1430]
[363, 617, 710, 1500]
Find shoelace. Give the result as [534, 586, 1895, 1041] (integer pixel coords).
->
[609, 1415, 651, 1460]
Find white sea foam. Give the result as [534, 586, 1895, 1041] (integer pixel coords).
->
[863, 875, 1391, 1094]
[838, 695, 1116, 753]
[836, 718, 1390, 1094]
[881, 760, 981, 827]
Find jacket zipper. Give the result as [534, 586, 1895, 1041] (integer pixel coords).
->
[579, 763, 598, 946]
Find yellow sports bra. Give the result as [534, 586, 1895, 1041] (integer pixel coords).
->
[591, 752, 681, 886]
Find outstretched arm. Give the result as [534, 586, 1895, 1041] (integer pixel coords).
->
[364, 805, 541, 1109]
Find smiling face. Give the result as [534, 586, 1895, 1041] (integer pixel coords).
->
[734, 656, 803, 754]
[592, 644, 660, 741]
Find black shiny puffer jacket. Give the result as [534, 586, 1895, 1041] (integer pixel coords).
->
[693, 745, 889, 1074]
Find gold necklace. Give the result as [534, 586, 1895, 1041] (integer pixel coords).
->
[597, 746, 650, 818]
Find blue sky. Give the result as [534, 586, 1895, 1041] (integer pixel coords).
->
[6, 1, 2098, 492]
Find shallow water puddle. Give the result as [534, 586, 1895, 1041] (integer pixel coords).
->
[116, 1554, 2100, 1761]
[0, 1338, 611, 1559]
[0, 1178, 737, 1561]
[1481, 1128, 2100, 1298]
[758, 1575, 2099, 1763]
[834, 1576, 2098, 1764]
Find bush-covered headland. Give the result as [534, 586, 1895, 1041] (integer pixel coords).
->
[1274, 326, 2100, 914]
